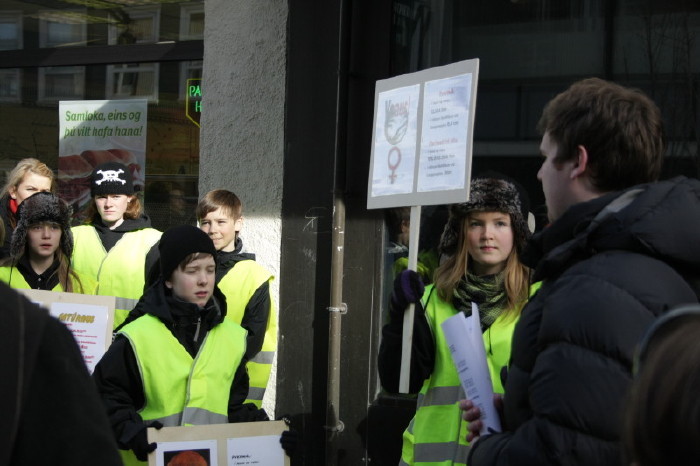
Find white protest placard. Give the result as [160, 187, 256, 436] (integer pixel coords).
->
[367, 59, 479, 393]
[371, 84, 421, 197]
[441, 303, 501, 435]
[418, 73, 473, 193]
[18, 289, 115, 374]
[148, 421, 289, 466]
[367, 59, 478, 210]
[57, 99, 148, 220]
[227, 435, 285, 465]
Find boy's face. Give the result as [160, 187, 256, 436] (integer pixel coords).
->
[199, 207, 242, 252]
[165, 254, 216, 308]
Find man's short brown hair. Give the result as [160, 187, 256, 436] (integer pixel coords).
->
[537, 78, 665, 192]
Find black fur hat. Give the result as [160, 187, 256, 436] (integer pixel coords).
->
[439, 175, 531, 257]
[11, 191, 73, 259]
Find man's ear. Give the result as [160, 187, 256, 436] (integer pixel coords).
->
[234, 216, 243, 233]
[164, 279, 173, 289]
[571, 145, 589, 179]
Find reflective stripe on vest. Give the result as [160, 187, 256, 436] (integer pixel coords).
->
[71, 225, 161, 329]
[0, 265, 97, 294]
[401, 284, 522, 466]
[117, 315, 245, 466]
[217, 259, 277, 407]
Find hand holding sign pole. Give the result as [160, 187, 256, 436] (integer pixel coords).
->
[367, 59, 479, 394]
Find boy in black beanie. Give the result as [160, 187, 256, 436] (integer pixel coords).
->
[93, 225, 268, 464]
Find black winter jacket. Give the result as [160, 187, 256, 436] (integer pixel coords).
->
[469, 177, 700, 466]
[0, 282, 122, 465]
[93, 280, 268, 452]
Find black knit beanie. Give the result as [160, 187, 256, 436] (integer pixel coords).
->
[91, 162, 133, 197]
[11, 191, 73, 259]
[159, 225, 217, 280]
[439, 175, 532, 257]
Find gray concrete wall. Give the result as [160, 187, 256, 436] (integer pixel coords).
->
[200, 0, 288, 416]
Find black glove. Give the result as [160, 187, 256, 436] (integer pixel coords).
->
[389, 269, 425, 320]
[280, 430, 300, 457]
[129, 420, 163, 461]
[278, 414, 301, 458]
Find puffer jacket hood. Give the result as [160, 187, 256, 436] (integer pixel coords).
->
[524, 176, 700, 292]
[118, 278, 228, 331]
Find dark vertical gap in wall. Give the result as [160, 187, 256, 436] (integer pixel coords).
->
[279, 0, 342, 464]
[339, 0, 395, 464]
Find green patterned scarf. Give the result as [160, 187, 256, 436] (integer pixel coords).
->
[453, 271, 507, 331]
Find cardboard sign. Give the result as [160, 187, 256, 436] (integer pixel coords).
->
[367, 59, 479, 210]
[147, 421, 290, 466]
[18, 289, 115, 374]
[367, 60, 480, 392]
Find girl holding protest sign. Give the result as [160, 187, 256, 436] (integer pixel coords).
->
[71, 161, 161, 329]
[0, 158, 54, 259]
[0, 191, 95, 293]
[378, 175, 534, 466]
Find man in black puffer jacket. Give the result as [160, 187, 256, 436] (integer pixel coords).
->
[465, 78, 700, 465]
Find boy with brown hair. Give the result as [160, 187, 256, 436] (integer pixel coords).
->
[196, 189, 277, 408]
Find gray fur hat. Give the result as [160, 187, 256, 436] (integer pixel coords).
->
[439, 176, 531, 257]
[11, 191, 73, 259]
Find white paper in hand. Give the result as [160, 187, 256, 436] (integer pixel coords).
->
[441, 302, 502, 435]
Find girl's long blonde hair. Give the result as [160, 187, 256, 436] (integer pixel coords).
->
[433, 215, 530, 315]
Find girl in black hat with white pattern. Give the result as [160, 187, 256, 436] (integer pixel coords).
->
[70, 162, 161, 329]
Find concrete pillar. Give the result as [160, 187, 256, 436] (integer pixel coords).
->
[200, 0, 288, 416]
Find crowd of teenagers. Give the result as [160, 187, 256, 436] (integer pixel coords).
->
[2, 75, 700, 466]
[0, 160, 284, 464]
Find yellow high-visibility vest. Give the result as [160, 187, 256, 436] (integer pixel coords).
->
[118, 314, 247, 465]
[0, 265, 97, 294]
[400, 284, 526, 466]
[71, 225, 161, 328]
[218, 259, 277, 407]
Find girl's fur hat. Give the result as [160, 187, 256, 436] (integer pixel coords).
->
[439, 175, 531, 257]
[11, 192, 73, 259]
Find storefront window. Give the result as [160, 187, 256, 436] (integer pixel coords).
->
[0, 0, 204, 230]
[376, 0, 700, 399]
